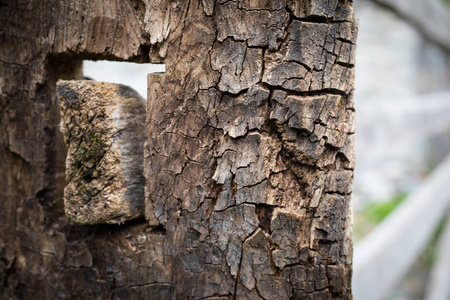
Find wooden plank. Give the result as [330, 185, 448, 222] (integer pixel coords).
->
[353, 154, 450, 300]
[424, 212, 450, 300]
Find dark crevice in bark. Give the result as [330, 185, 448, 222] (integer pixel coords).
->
[256, 204, 275, 235]
[292, 16, 349, 24]
[146, 224, 167, 236]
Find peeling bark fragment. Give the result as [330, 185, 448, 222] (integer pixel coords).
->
[325, 170, 353, 194]
[236, 180, 267, 206]
[312, 194, 349, 246]
[239, 0, 286, 11]
[266, 171, 307, 209]
[210, 204, 259, 251]
[202, 0, 215, 16]
[336, 40, 357, 66]
[320, 96, 350, 148]
[339, 133, 356, 170]
[213, 133, 280, 189]
[271, 94, 326, 134]
[327, 264, 348, 293]
[58, 81, 145, 224]
[287, 0, 340, 19]
[289, 264, 329, 293]
[338, 21, 358, 44]
[239, 229, 272, 291]
[263, 61, 310, 88]
[215, 178, 236, 211]
[216, 1, 289, 49]
[272, 92, 351, 166]
[211, 39, 263, 94]
[288, 21, 330, 70]
[226, 238, 243, 277]
[264, 19, 357, 93]
[292, 289, 332, 300]
[311, 63, 355, 93]
[271, 210, 306, 268]
[216, 85, 270, 138]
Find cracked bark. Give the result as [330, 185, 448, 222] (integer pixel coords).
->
[1, 0, 356, 299]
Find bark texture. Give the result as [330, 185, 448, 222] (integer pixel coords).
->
[0, 0, 357, 299]
[144, 1, 356, 298]
[58, 80, 146, 224]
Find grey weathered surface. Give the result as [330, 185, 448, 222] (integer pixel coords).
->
[1, 0, 357, 299]
[58, 80, 145, 224]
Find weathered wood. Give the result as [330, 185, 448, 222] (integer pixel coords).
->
[1, 0, 357, 298]
[58, 80, 146, 224]
[424, 211, 450, 300]
[144, 1, 357, 298]
[353, 154, 450, 300]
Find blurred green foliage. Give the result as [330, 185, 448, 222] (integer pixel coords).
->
[354, 192, 448, 271]
[353, 189, 449, 297]
[353, 192, 408, 242]
[422, 218, 446, 267]
[363, 192, 408, 224]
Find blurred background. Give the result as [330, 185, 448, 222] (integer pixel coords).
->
[352, 1, 450, 300]
[82, 1, 450, 298]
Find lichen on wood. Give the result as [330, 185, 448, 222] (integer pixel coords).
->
[58, 80, 145, 224]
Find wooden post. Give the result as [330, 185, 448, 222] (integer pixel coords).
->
[0, 1, 357, 298]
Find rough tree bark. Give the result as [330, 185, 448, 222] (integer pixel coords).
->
[0, 0, 357, 299]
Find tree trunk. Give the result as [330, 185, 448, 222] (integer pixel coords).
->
[0, 0, 357, 299]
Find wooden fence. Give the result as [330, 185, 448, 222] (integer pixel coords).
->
[353, 153, 450, 300]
